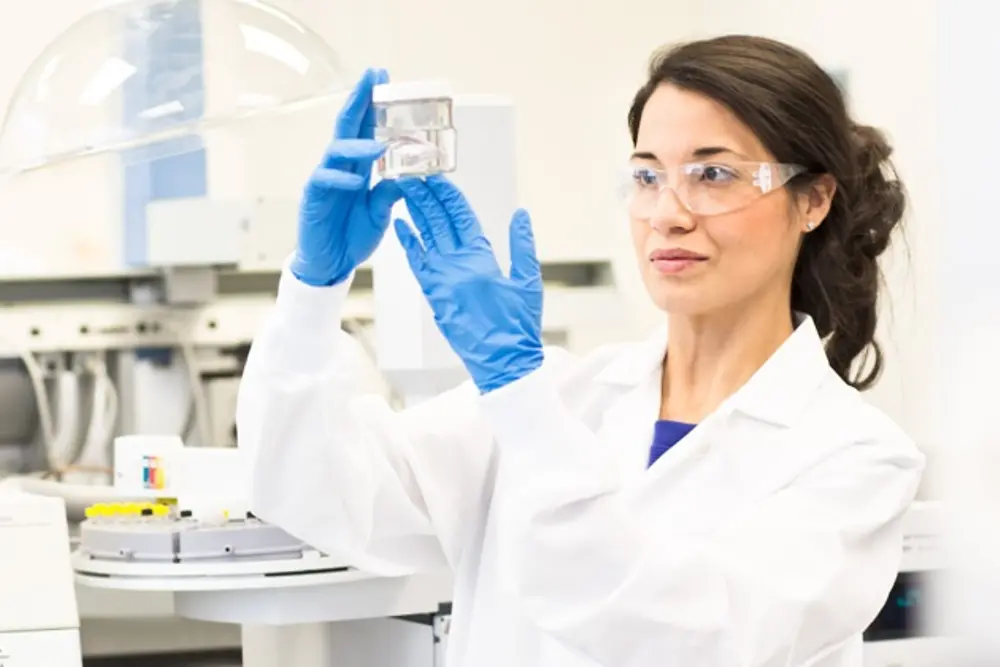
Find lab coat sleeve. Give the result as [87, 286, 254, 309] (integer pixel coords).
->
[237, 268, 494, 576]
[479, 366, 924, 667]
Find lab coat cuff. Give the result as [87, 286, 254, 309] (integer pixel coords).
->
[267, 262, 353, 372]
[275, 261, 353, 331]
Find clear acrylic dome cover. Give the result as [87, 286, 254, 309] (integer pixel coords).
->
[0, 0, 351, 174]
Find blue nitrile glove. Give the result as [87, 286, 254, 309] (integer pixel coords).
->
[393, 176, 544, 393]
[290, 68, 402, 286]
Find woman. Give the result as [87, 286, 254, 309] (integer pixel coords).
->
[238, 35, 924, 667]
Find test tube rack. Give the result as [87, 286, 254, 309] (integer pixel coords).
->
[79, 503, 305, 564]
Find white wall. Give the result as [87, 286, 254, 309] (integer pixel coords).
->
[933, 3, 1000, 644]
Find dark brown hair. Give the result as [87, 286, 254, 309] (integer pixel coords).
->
[628, 35, 905, 391]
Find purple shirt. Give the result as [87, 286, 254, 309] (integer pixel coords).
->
[648, 420, 697, 468]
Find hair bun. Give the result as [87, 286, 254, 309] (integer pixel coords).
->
[851, 123, 893, 168]
[848, 123, 905, 260]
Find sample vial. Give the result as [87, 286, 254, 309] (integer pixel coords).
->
[194, 507, 230, 527]
[373, 80, 457, 179]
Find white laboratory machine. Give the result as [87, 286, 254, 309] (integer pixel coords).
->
[0, 491, 82, 666]
[863, 501, 949, 667]
[72, 441, 452, 667]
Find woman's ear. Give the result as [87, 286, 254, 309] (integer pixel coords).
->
[798, 174, 837, 231]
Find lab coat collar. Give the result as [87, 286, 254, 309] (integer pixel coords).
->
[594, 313, 832, 427]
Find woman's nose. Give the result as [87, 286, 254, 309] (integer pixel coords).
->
[649, 187, 696, 234]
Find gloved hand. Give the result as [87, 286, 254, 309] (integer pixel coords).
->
[291, 68, 402, 286]
[394, 176, 544, 393]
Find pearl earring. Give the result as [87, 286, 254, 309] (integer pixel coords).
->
[805, 221, 816, 231]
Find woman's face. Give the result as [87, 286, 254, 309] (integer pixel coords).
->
[630, 84, 819, 316]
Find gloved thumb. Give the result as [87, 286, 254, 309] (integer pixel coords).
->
[368, 180, 403, 229]
[508, 209, 540, 288]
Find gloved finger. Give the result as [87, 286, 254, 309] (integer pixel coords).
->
[358, 68, 390, 140]
[306, 167, 367, 191]
[424, 175, 483, 247]
[398, 177, 457, 252]
[323, 139, 386, 169]
[394, 218, 428, 275]
[508, 209, 541, 287]
[367, 179, 403, 227]
[335, 68, 379, 140]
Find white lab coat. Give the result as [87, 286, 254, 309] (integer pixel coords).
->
[238, 269, 925, 667]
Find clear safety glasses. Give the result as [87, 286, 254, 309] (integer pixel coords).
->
[617, 161, 807, 218]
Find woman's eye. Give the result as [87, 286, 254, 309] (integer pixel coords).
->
[632, 169, 659, 187]
[700, 165, 737, 183]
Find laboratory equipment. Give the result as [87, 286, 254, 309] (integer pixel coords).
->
[374, 81, 458, 178]
[863, 501, 950, 667]
[73, 435, 452, 667]
[0, 491, 82, 666]
[79, 503, 304, 563]
[0, 0, 355, 279]
[0, 0, 350, 176]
